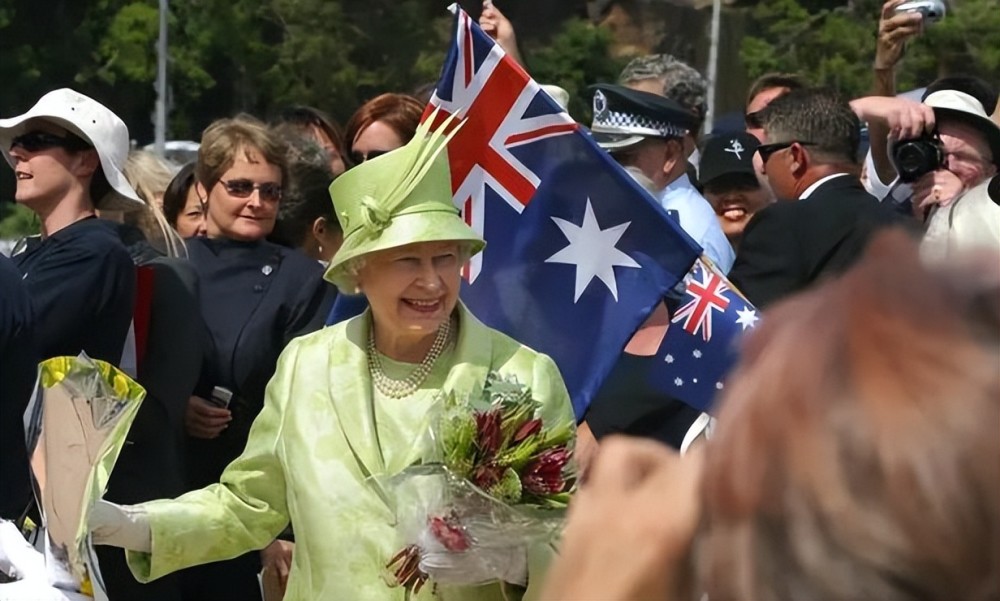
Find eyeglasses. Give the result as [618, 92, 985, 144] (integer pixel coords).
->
[10, 130, 91, 153]
[744, 110, 764, 130]
[756, 140, 816, 163]
[219, 179, 282, 202]
[349, 149, 390, 165]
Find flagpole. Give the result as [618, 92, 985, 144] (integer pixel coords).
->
[705, 0, 721, 134]
[154, 0, 168, 157]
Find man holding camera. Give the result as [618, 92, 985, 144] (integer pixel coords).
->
[853, 89, 999, 217]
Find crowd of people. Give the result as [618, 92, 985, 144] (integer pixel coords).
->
[0, 0, 997, 599]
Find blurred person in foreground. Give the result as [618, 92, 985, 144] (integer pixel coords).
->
[0, 88, 137, 365]
[697, 132, 773, 248]
[176, 114, 336, 599]
[541, 229, 999, 601]
[729, 88, 898, 308]
[90, 115, 575, 600]
[161, 162, 206, 238]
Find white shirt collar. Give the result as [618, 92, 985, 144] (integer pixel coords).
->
[799, 172, 851, 199]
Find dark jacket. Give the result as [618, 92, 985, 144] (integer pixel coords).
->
[728, 175, 899, 308]
[585, 353, 704, 450]
[0, 255, 37, 520]
[12, 217, 136, 364]
[184, 237, 336, 487]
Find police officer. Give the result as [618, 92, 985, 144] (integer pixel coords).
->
[589, 83, 734, 273]
[0, 89, 139, 366]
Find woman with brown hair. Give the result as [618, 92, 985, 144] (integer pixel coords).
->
[344, 93, 424, 165]
[179, 114, 336, 599]
[541, 230, 999, 601]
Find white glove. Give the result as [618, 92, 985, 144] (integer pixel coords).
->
[416, 528, 528, 586]
[89, 500, 151, 552]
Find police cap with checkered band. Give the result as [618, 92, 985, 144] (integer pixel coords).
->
[588, 83, 698, 151]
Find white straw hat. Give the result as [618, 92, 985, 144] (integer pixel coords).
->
[923, 90, 1000, 167]
[0, 88, 143, 211]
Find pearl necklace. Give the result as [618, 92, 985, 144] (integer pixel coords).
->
[368, 317, 453, 399]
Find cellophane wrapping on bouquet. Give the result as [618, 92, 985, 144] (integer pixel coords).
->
[13, 354, 145, 600]
[383, 373, 575, 595]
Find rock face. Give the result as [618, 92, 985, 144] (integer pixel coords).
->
[594, 0, 751, 120]
[465, 0, 750, 122]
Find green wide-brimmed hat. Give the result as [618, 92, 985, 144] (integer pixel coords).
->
[324, 112, 485, 291]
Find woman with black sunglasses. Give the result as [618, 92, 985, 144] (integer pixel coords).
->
[179, 114, 336, 600]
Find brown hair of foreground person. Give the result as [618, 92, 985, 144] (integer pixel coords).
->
[699, 229, 1000, 601]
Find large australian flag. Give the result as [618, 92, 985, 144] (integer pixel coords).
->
[422, 6, 702, 418]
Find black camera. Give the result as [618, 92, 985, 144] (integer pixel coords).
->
[891, 133, 945, 183]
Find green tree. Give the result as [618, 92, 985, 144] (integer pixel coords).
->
[0, 204, 39, 240]
[740, 0, 1000, 98]
[527, 18, 628, 122]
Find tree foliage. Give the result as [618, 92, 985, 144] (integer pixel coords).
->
[527, 18, 628, 122]
[741, 0, 1000, 98]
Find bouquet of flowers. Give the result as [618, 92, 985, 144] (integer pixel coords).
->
[384, 373, 575, 595]
[0, 354, 145, 601]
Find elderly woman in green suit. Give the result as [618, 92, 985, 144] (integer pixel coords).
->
[90, 119, 576, 600]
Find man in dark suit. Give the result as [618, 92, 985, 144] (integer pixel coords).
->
[728, 88, 898, 308]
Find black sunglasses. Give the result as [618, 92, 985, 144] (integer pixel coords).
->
[349, 149, 390, 165]
[756, 140, 816, 163]
[10, 130, 91, 153]
[219, 179, 283, 202]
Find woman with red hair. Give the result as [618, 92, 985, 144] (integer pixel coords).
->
[344, 93, 424, 166]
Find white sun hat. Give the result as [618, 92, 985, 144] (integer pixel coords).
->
[922, 90, 1000, 168]
[0, 88, 143, 211]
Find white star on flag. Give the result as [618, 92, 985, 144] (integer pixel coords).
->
[546, 198, 640, 303]
[692, 349, 702, 358]
[736, 307, 759, 331]
[664, 354, 674, 364]
[674, 377, 683, 386]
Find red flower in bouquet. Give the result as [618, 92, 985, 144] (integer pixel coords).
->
[474, 409, 503, 458]
[512, 418, 542, 444]
[429, 513, 471, 552]
[522, 446, 571, 495]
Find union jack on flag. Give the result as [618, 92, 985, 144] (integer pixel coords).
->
[426, 5, 703, 418]
[671, 264, 732, 342]
[423, 8, 578, 283]
[651, 259, 759, 412]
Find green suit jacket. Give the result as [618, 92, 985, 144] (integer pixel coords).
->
[126, 303, 574, 600]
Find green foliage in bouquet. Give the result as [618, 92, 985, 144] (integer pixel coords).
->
[435, 372, 575, 510]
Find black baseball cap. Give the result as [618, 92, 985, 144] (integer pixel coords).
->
[698, 132, 760, 186]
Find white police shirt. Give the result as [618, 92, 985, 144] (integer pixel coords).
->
[657, 173, 736, 274]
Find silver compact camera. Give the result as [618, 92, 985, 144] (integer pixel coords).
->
[893, 0, 946, 23]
